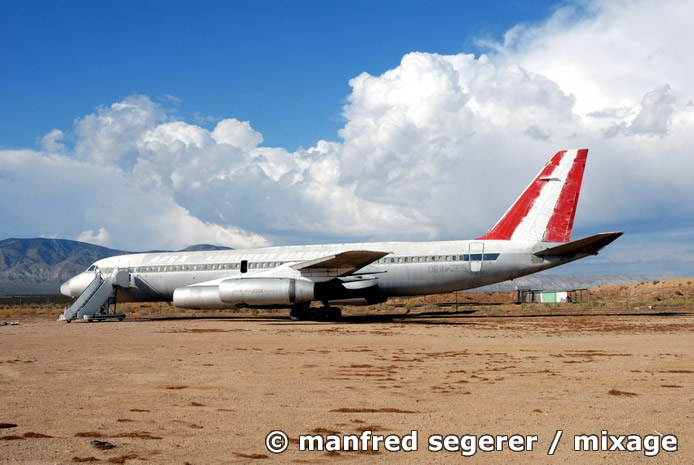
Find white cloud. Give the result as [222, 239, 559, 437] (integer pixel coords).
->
[40, 129, 66, 152]
[211, 119, 263, 150]
[77, 227, 111, 246]
[0, 0, 692, 277]
[74, 95, 165, 169]
[626, 85, 676, 136]
[0, 148, 269, 251]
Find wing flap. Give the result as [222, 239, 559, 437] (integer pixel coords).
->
[534, 232, 623, 257]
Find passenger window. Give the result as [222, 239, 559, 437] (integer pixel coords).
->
[452, 255, 457, 261]
[241, 260, 248, 273]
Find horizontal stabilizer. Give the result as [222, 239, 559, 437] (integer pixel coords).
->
[534, 232, 623, 257]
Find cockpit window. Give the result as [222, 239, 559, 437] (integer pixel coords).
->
[87, 265, 96, 271]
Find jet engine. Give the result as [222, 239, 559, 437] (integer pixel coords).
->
[173, 285, 230, 309]
[218, 278, 314, 306]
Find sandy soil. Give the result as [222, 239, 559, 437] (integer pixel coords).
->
[1, 305, 693, 464]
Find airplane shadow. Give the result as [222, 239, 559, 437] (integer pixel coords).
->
[133, 310, 480, 326]
[129, 308, 692, 327]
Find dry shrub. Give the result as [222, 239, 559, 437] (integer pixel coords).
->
[112, 431, 162, 440]
[232, 452, 269, 459]
[310, 427, 341, 434]
[23, 431, 53, 438]
[607, 389, 638, 397]
[330, 407, 416, 413]
[106, 454, 140, 464]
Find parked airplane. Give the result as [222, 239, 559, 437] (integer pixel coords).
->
[60, 149, 621, 322]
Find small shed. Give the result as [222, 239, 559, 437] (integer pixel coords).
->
[516, 287, 590, 304]
[540, 291, 568, 303]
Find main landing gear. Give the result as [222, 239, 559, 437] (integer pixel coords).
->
[290, 304, 341, 321]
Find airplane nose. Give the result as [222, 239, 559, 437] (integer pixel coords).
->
[60, 280, 72, 297]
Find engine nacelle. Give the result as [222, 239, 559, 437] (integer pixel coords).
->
[219, 278, 315, 306]
[173, 285, 232, 309]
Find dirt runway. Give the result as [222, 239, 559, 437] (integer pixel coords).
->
[1, 307, 693, 464]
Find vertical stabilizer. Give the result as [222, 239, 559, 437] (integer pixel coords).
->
[477, 149, 587, 243]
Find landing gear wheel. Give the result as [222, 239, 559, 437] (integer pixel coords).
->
[290, 304, 310, 321]
[326, 307, 342, 321]
[307, 308, 320, 321]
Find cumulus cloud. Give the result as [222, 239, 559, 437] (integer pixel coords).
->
[40, 129, 66, 152]
[627, 85, 676, 136]
[211, 119, 263, 150]
[0, 0, 692, 274]
[77, 227, 111, 246]
[74, 95, 166, 169]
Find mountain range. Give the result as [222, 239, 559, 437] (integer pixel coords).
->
[0, 237, 659, 295]
[0, 238, 231, 294]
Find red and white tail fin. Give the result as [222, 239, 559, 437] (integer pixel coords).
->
[478, 149, 588, 243]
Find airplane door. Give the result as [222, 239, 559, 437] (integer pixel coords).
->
[469, 242, 484, 272]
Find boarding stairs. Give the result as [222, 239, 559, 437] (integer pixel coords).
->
[59, 269, 130, 322]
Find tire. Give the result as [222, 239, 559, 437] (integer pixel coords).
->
[290, 306, 309, 321]
[327, 307, 342, 321]
[307, 308, 320, 321]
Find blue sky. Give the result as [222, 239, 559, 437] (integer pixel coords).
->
[1, 0, 557, 150]
[1, 0, 692, 277]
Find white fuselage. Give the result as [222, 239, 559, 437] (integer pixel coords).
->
[61, 238, 574, 305]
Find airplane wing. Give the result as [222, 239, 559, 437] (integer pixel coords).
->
[534, 232, 623, 257]
[291, 250, 389, 277]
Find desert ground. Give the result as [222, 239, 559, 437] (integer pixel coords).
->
[1, 280, 693, 464]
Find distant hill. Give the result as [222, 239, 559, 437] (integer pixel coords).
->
[179, 244, 233, 252]
[472, 273, 662, 292]
[0, 238, 232, 295]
